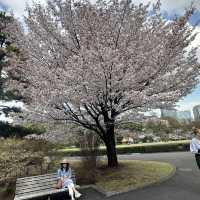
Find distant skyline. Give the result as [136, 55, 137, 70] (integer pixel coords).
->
[176, 84, 200, 118]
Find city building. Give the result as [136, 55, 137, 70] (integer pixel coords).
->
[193, 105, 200, 121]
[177, 110, 192, 123]
[160, 108, 177, 119]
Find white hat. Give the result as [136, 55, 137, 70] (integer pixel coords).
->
[60, 159, 68, 164]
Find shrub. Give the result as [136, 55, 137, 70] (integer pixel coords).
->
[0, 138, 55, 182]
[57, 141, 190, 156]
[0, 122, 46, 138]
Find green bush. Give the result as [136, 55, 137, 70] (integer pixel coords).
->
[0, 138, 55, 181]
[0, 122, 46, 138]
[55, 141, 190, 156]
[116, 122, 143, 131]
[0, 182, 15, 200]
[116, 143, 189, 154]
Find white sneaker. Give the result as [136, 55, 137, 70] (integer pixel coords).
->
[75, 192, 82, 198]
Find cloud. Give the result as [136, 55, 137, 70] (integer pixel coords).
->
[132, 0, 200, 14]
[0, 100, 24, 107]
[176, 99, 200, 119]
[0, 100, 24, 123]
[176, 100, 199, 110]
[146, 100, 200, 119]
[183, 25, 200, 62]
[191, 26, 200, 61]
[0, 113, 13, 123]
[159, 0, 200, 15]
[0, 0, 46, 19]
[1, 0, 200, 18]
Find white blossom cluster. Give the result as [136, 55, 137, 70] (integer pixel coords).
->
[11, 0, 200, 140]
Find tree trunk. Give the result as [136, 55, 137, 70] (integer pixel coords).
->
[104, 123, 118, 168]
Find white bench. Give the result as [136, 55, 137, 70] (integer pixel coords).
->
[14, 171, 80, 200]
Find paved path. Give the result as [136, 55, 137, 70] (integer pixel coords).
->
[78, 152, 200, 200]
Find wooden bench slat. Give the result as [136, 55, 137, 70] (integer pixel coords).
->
[16, 179, 76, 194]
[17, 171, 75, 181]
[16, 180, 57, 190]
[16, 184, 57, 195]
[16, 181, 57, 192]
[16, 175, 75, 185]
[16, 179, 75, 191]
[17, 173, 57, 180]
[16, 177, 76, 190]
[17, 177, 57, 184]
[16, 176, 58, 184]
[17, 173, 75, 182]
[17, 178, 57, 186]
[16, 177, 76, 186]
[16, 178, 76, 190]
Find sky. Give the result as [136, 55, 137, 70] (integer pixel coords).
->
[0, 0, 200, 119]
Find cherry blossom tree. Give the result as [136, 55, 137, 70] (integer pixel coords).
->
[14, 0, 200, 167]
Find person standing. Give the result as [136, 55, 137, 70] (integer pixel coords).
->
[190, 128, 200, 169]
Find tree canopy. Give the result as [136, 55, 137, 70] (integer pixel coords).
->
[13, 0, 200, 167]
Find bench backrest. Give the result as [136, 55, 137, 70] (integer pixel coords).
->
[15, 170, 76, 200]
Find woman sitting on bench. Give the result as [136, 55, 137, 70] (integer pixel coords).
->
[56, 159, 82, 200]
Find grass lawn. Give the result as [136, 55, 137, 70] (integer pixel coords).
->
[95, 160, 174, 192]
[116, 140, 190, 148]
[57, 140, 190, 153]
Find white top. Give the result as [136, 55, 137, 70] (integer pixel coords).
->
[190, 137, 200, 154]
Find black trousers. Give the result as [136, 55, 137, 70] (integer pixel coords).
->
[195, 154, 200, 169]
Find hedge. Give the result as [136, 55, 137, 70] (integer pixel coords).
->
[54, 140, 190, 156]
